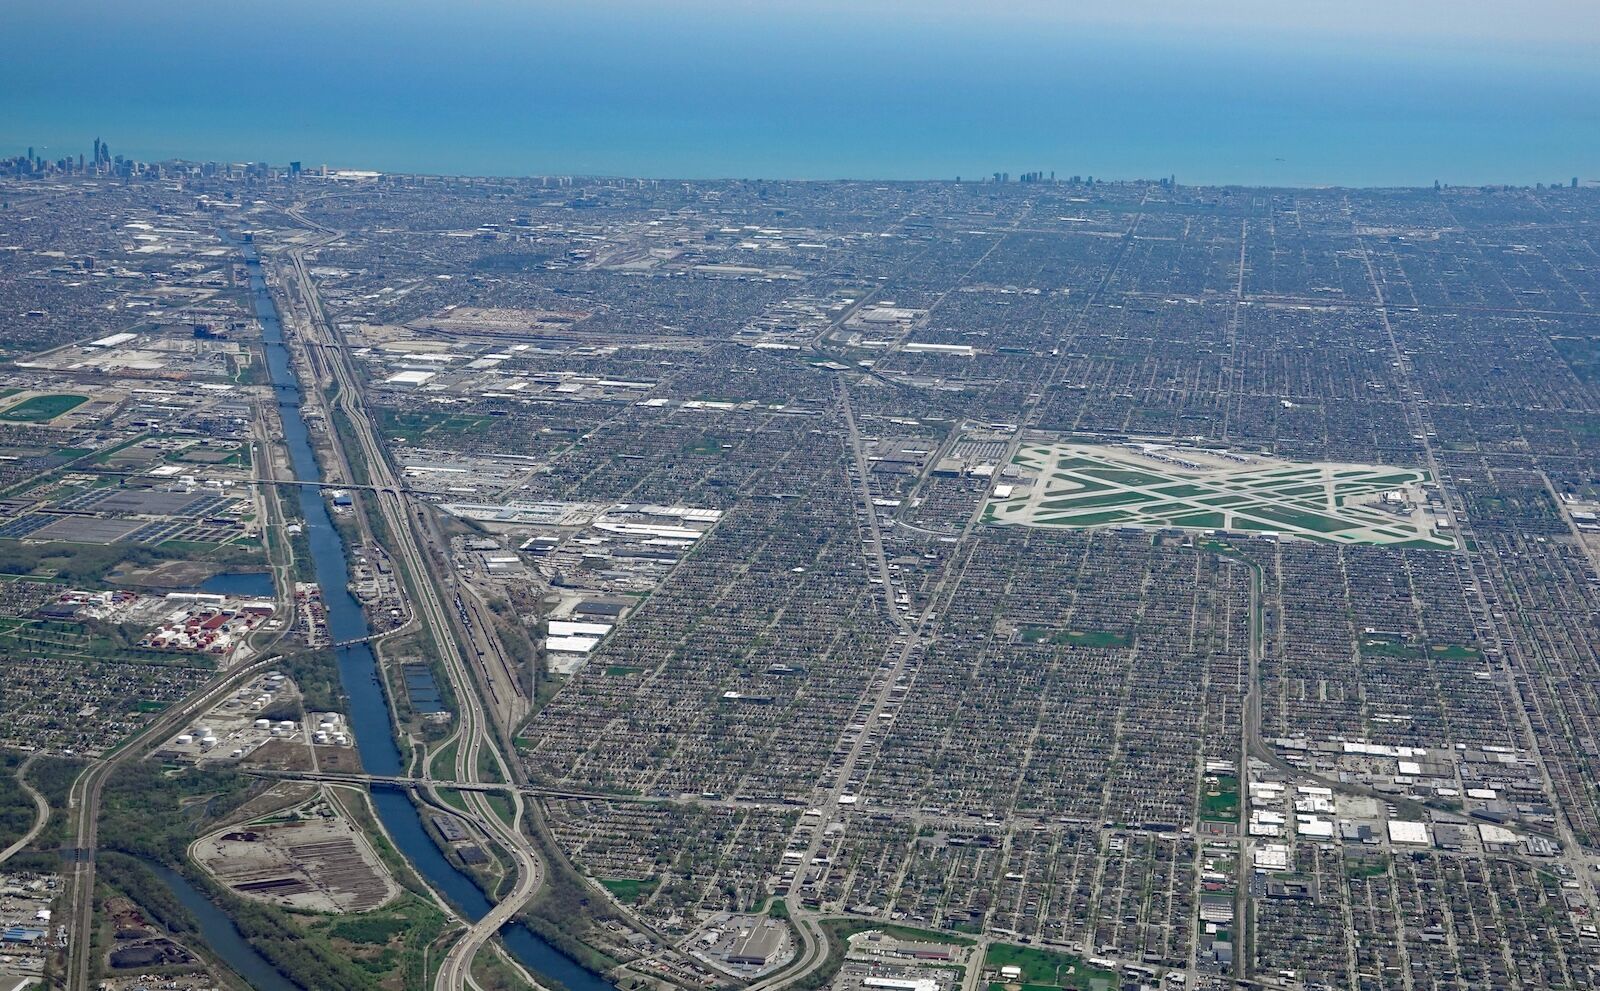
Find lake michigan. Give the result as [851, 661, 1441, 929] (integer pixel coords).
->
[5, 1, 1598, 187]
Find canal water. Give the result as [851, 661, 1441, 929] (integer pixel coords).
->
[145, 860, 300, 991]
[171, 242, 616, 991]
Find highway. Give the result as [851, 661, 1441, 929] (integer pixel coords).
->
[174, 218, 537, 991]
[277, 244, 529, 741]
[0, 754, 49, 866]
[273, 236, 545, 991]
[83, 211, 1149, 991]
[62, 655, 293, 990]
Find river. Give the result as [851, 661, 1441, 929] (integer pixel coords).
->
[145, 861, 299, 991]
[153, 241, 615, 991]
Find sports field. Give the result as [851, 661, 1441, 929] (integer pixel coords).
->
[986, 442, 1453, 547]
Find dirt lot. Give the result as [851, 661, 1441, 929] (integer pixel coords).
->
[192, 799, 398, 914]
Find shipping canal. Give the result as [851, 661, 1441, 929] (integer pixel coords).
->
[166, 240, 620, 991]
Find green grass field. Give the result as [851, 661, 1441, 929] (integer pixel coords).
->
[0, 393, 89, 422]
[485, 792, 515, 827]
[1082, 467, 1168, 486]
[1046, 509, 1132, 526]
[600, 876, 659, 902]
[985, 943, 1117, 991]
[1242, 505, 1351, 534]
[1200, 774, 1240, 822]
[1042, 490, 1157, 510]
[1167, 511, 1228, 528]
[1359, 638, 1423, 660]
[428, 738, 459, 779]
[1345, 854, 1391, 879]
[1019, 627, 1131, 648]
[377, 408, 498, 442]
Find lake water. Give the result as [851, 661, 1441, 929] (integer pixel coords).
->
[4, 2, 1599, 187]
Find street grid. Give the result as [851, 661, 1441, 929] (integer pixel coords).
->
[8, 170, 1600, 991]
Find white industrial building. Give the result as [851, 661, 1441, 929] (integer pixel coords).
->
[548, 620, 613, 638]
[1388, 820, 1430, 845]
[87, 331, 138, 348]
[385, 369, 437, 387]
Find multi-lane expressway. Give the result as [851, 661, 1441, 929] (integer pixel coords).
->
[275, 236, 546, 991]
[0, 755, 49, 867]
